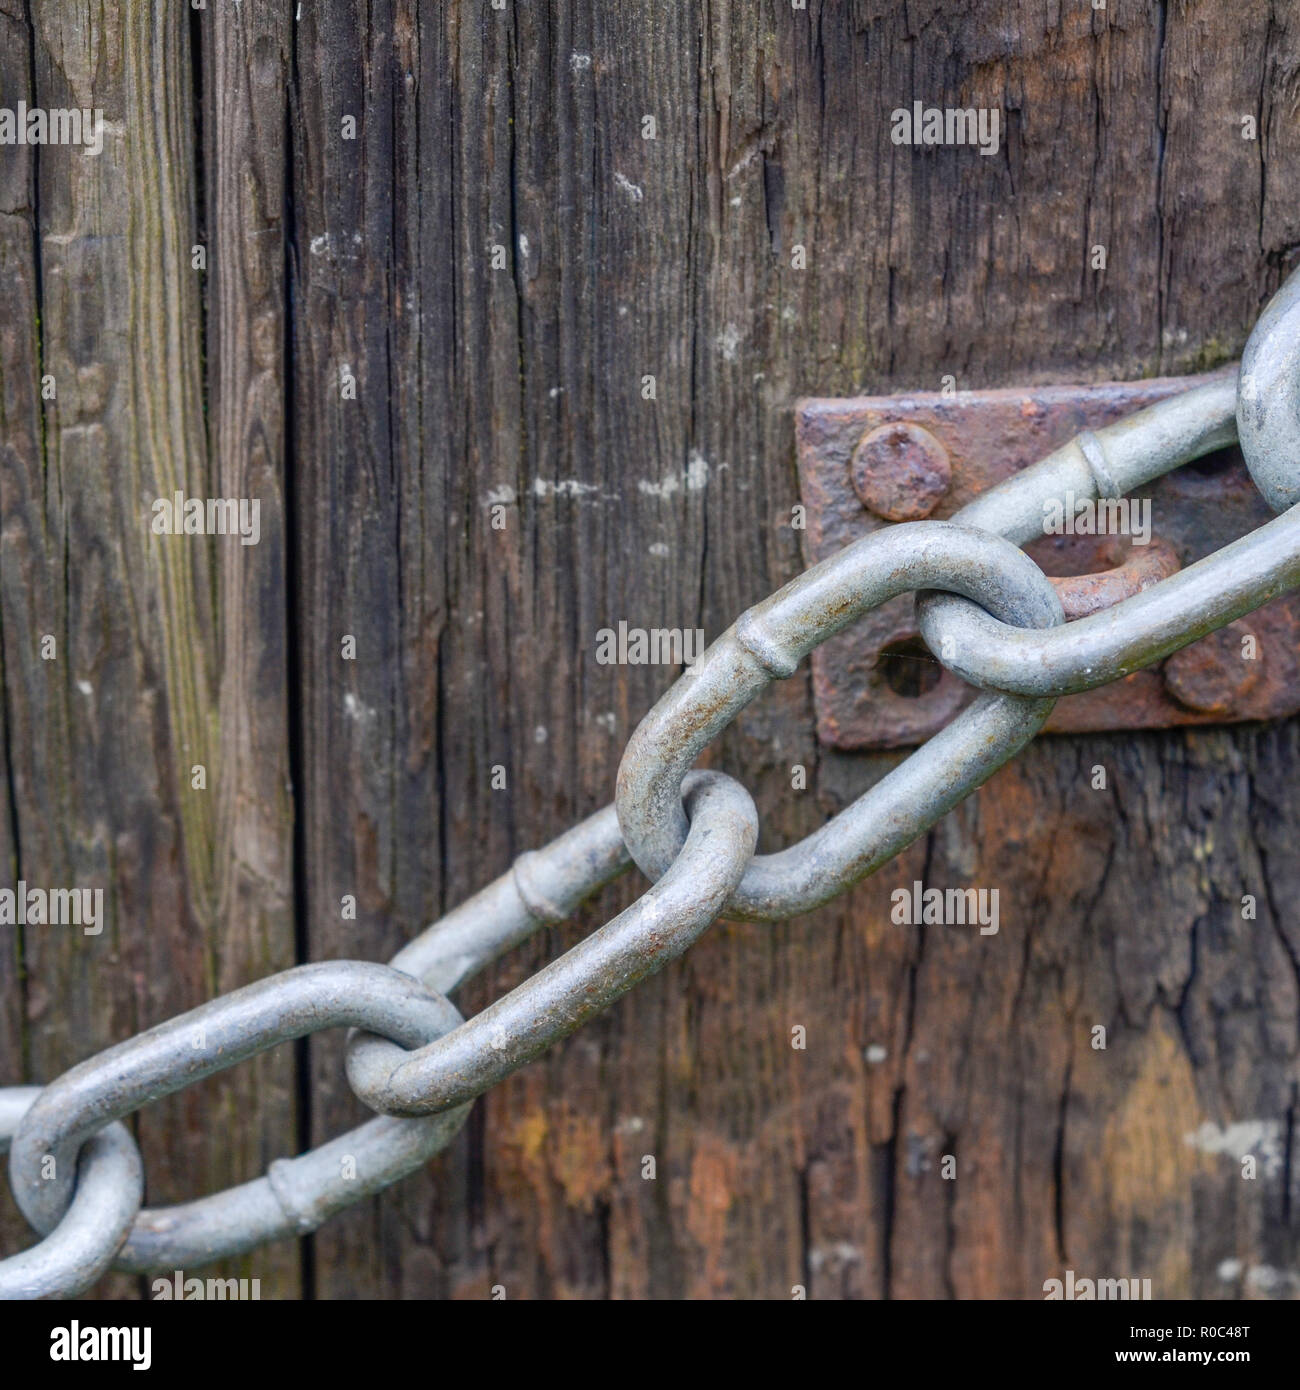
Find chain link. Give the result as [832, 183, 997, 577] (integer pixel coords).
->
[1238, 268, 1300, 514]
[3, 268, 1298, 1297]
[914, 373, 1300, 695]
[0, 1091, 141, 1299]
[9, 963, 469, 1245]
[345, 770, 756, 1117]
[614, 522, 1062, 919]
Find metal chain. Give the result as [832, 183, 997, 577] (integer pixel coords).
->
[3, 268, 1298, 1298]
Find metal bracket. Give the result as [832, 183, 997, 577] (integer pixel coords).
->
[795, 374, 1300, 750]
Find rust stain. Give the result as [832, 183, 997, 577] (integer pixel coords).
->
[684, 1133, 740, 1297]
[1093, 1019, 1207, 1295]
[1162, 620, 1262, 715]
[1050, 536, 1181, 620]
[547, 1106, 612, 1213]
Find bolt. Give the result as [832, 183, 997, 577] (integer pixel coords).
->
[851, 421, 951, 521]
[1161, 621, 1262, 716]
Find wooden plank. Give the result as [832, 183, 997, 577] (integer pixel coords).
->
[0, 1, 296, 1296]
[290, 0, 1300, 1298]
[186, 0, 299, 1298]
[0, 0, 49, 1276]
[289, 0, 456, 1296]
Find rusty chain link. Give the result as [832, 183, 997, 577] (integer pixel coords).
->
[3, 268, 1299, 1297]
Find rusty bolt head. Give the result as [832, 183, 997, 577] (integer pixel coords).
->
[1161, 621, 1262, 716]
[851, 422, 952, 521]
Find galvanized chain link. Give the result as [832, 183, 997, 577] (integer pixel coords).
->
[8, 962, 474, 1268]
[3, 268, 1299, 1298]
[0, 1092, 141, 1300]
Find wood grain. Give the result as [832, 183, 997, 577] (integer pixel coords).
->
[0, 0, 296, 1296]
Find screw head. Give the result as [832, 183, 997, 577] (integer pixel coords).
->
[1162, 621, 1262, 715]
[851, 422, 951, 521]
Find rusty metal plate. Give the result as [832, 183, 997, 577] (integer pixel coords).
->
[796, 374, 1300, 750]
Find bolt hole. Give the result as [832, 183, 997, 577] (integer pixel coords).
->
[878, 637, 944, 699]
[1186, 446, 1241, 478]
